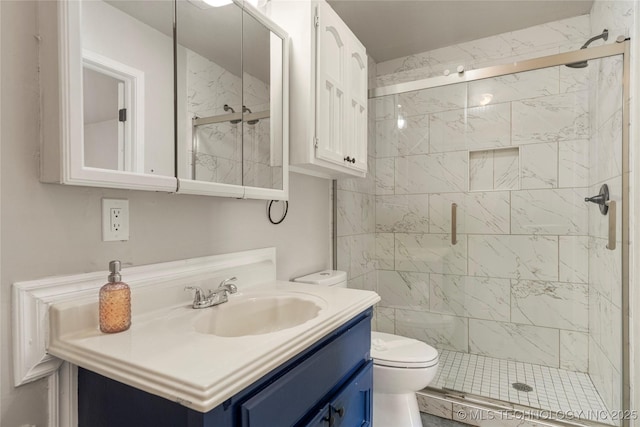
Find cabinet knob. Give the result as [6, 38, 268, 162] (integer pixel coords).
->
[343, 156, 351, 162]
[350, 157, 356, 164]
[335, 407, 345, 417]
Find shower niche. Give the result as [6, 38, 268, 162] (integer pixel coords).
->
[468, 147, 520, 192]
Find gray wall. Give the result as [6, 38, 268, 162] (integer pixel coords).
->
[0, 1, 331, 425]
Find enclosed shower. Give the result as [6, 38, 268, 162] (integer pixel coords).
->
[338, 29, 630, 426]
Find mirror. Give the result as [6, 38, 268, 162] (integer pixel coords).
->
[81, 0, 174, 177]
[45, 0, 286, 196]
[176, 0, 288, 198]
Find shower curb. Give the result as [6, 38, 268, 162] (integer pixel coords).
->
[417, 389, 610, 427]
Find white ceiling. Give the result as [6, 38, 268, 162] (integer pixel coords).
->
[327, 0, 594, 63]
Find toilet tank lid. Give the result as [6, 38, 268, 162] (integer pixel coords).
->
[371, 331, 439, 367]
[293, 270, 347, 286]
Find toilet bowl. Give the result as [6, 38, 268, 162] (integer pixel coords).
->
[293, 270, 440, 427]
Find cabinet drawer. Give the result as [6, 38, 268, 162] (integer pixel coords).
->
[240, 316, 371, 427]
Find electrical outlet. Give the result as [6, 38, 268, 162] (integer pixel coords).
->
[102, 199, 129, 241]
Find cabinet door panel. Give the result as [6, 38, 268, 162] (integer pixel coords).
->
[346, 44, 367, 172]
[315, 2, 347, 166]
[240, 313, 370, 427]
[332, 361, 372, 427]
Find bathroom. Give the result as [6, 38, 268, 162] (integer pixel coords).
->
[1, 0, 639, 426]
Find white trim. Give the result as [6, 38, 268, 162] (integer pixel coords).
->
[82, 49, 146, 174]
[49, 1, 177, 192]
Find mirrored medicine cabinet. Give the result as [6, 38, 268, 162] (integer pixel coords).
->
[40, 0, 289, 200]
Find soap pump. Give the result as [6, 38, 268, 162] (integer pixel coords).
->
[99, 260, 131, 333]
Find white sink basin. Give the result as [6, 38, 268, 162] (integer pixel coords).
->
[193, 294, 325, 337]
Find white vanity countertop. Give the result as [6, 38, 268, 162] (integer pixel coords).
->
[48, 280, 379, 413]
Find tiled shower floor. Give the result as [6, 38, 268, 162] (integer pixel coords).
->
[431, 350, 614, 425]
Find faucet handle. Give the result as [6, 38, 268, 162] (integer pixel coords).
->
[185, 286, 206, 303]
[218, 277, 238, 294]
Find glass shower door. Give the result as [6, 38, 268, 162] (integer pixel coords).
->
[371, 52, 626, 425]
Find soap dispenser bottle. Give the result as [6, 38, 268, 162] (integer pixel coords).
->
[99, 260, 131, 333]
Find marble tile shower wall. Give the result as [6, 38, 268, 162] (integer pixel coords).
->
[356, 14, 610, 376]
[186, 50, 281, 187]
[372, 65, 592, 372]
[586, 0, 635, 414]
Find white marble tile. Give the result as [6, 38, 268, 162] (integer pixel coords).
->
[588, 339, 620, 415]
[395, 233, 467, 275]
[508, 15, 590, 56]
[396, 309, 469, 352]
[395, 152, 468, 194]
[560, 330, 588, 372]
[377, 270, 429, 309]
[398, 115, 430, 156]
[336, 236, 351, 277]
[469, 319, 559, 367]
[375, 157, 395, 195]
[559, 236, 588, 284]
[216, 157, 242, 185]
[397, 82, 467, 117]
[430, 275, 510, 322]
[594, 56, 624, 131]
[457, 35, 514, 63]
[469, 150, 494, 192]
[511, 280, 588, 331]
[430, 103, 511, 153]
[349, 234, 376, 278]
[376, 194, 429, 233]
[430, 192, 510, 234]
[520, 143, 558, 189]
[511, 189, 588, 235]
[375, 119, 399, 158]
[512, 91, 589, 144]
[592, 109, 623, 184]
[374, 95, 397, 120]
[417, 393, 452, 419]
[348, 270, 377, 292]
[468, 67, 558, 108]
[558, 139, 589, 188]
[493, 148, 520, 190]
[375, 233, 395, 270]
[338, 155, 375, 194]
[374, 306, 395, 334]
[589, 235, 622, 307]
[468, 235, 558, 281]
[559, 65, 589, 94]
[337, 191, 374, 236]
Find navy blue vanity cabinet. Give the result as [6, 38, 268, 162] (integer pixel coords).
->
[78, 308, 372, 427]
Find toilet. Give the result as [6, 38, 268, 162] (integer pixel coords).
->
[293, 270, 439, 427]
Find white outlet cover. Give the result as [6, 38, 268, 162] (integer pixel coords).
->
[102, 198, 129, 241]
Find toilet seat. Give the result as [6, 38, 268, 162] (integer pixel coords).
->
[371, 331, 439, 369]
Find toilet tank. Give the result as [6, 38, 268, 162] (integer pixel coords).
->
[293, 270, 347, 288]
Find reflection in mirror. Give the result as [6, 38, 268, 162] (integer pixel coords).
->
[176, 0, 243, 185]
[242, 10, 283, 191]
[83, 67, 124, 170]
[176, 0, 285, 193]
[81, 0, 174, 176]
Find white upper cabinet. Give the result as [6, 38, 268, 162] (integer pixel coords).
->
[270, 0, 368, 179]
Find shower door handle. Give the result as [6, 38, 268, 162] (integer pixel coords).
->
[451, 203, 458, 245]
[607, 200, 616, 250]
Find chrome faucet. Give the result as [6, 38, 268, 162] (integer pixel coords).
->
[185, 277, 238, 309]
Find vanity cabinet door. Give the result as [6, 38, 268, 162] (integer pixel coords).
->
[301, 362, 372, 427]
[329, 361, 372, 427]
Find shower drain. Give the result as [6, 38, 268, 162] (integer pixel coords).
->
[512, 382, 533, 392]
